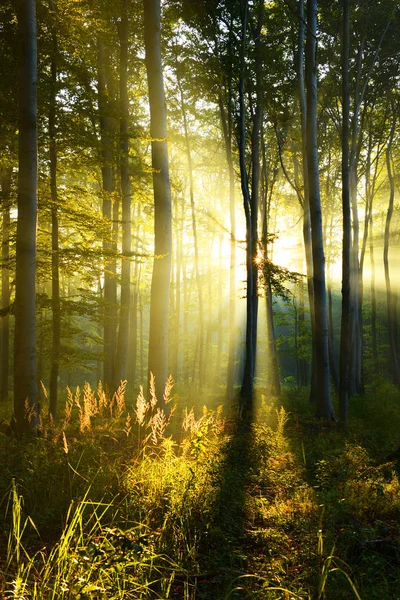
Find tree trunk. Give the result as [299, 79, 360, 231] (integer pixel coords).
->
[339, 0, 351, 425]
[49, 1, 60, 422]
[215, 233, 224, 386]
[218, 93, 236, 403]
[260, 134, 280, 395]
[1, 169, 11, 404]
[143, 0, 172, 401]
[369, 213, 378, 372]
[384, 112, 400, 386]
[115, 0, 132, 387]
[128, 208, 141, 389]
[297, 0, 318, 403]
[240, 0, 262, 404]
[14, 0, 38, 435]
[305, 0, 336, 420]
[98, 42, 116, 393]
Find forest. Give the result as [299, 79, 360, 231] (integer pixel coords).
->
[1, 0, 400, 597]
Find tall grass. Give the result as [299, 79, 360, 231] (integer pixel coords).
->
[2, 382, 397, 598]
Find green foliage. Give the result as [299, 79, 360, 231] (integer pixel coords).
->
[1, 385, 400, 598]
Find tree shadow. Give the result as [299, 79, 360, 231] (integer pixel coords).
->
[195, 403, 256, 598]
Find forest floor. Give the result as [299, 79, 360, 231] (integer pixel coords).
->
[0, 382, 400, 599]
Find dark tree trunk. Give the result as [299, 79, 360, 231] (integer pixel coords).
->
[339, 0, 351, 426]
[144, 0, 172, 401]
[0, 169, 11, 403]
[49, 0, 60, 421]
[14, 0, 38, 434]
[305, 0, 336, 420]
[261, 135, 280, 395]
[240, 0, 263, 404]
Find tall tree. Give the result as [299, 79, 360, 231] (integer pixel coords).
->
[305, 0, 336, 420]
[98, 41, 116, 392]
[1, 168, 11, 404]
[143, 0, 172, 400]
[14, 0, 38, 434]
[239, 0, 263, 403]
[49, 0, 60, 421]
[384, 107, 400, 387]
[115, 0, 132, 387]
[339, 0, 351, 425]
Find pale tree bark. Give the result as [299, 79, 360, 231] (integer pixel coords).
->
[1, 168, 11, 404]
[49, 0, 60, 422]
[143, 0, 172, 401]
[14, 0, 38, 434]
[115, 0, 132, 387]
[305, 0, 336, 420]
[297, 0, 318, 402]
[339, 0, 351, 426]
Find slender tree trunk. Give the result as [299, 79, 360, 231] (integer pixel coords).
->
[14, 0, 38, 434]
[98, 42, 116, 392]
[115, 0, 132, 386]
[305, 0, 336, 420]
[218, 94, 236, 402]
[1, 169, 11, 403]
[143, 0, 172, 401]
[260, 135, 280, 395]
[369, 213, 378, 372]
[182, 256, 191, 385]
[215, 233, 224, 386]
[49, 1, 60, 421]
[339, 0, 351, 425]
[384, 112, 400, 386]
[171, 194, 183, 380]
[139, 289, 144, 383]
[297, 0, 317, 402]
[240, 0, 262, 403]
[128, 205, 140, 388]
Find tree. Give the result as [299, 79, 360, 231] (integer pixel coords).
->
[48, 0, 60, 421]
[13, 0, 38, 434]
[143, 0, 173, 400]
[0, 168, 11, 404]
[114, 0, 132, 387]
[305, 0, 336, 420]
[383, 106, 400, 387]
[339, 0, 351, 426]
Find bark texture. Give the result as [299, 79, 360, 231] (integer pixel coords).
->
[143, 0, 172, 400]
[305, 0, 336, 420]
[14, 0, 38, 434]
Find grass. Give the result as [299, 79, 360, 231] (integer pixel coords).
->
[0, 380, 399, 598]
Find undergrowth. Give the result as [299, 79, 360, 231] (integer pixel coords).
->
[0, 380, 399, 598]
